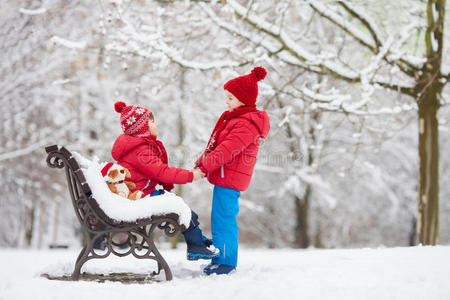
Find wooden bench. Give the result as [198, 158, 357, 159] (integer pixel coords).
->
[45, 145, 185, 281]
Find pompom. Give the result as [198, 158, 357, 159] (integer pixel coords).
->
[251, 66, 267, 81]
[114, 101, 126, 113]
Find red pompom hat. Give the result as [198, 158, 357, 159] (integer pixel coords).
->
[224, 66, 267, 107]
[114, 101, 152, 137]
[101, 162, 114, 177]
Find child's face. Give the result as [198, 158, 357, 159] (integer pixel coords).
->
[226, 91, 244, 112]
[148, 118, 158, 137]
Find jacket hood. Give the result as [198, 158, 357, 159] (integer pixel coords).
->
[242, 110, 270, 139]
[111, 134, 147, 161]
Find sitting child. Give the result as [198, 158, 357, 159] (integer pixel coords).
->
[111, 101, 219, 260]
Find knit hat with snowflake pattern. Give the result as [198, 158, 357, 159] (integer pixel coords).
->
[114, 101, 152, 137]
[224, 66, 267, 107]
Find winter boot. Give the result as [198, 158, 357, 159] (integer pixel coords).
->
[203, 263, 236, 275]
[183, 226, 220, 261]
[202, 235, 213, 247]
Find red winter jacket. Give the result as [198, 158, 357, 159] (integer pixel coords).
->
[196, 110, 270, 191]
[112, 134, 193, 197]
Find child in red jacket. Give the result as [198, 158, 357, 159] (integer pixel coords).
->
[195, 67, 270, 275]
[111, 101, 219, 261]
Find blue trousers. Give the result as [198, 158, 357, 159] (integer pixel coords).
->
[211, 185, 240, 267]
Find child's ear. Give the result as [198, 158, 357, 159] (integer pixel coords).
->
[124, 168, 131, 178]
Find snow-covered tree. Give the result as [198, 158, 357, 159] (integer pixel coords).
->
[115, 0, 446, 246]
[1, 0, 449, 249]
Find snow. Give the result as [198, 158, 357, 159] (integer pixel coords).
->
[306, 0, 376, 49]
[72, 152, 191, 227]
[112, 19, 242, 71]
[223, 0, 360, 79]
[50, 36, 87, 50]
[51, 79, 71, 85]
[302, 86, 352, 102]
[0, 246, 449, 300]
[19, 7, 47, 15]
[200, 3, 320, 71]
[278, 106, 292, 127]
[0, 139, 53, 162]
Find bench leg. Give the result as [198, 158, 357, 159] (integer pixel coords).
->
[72, 245, 89, 280]
[143, 236, 173, 281]
[75, 245, 87, 266]
[72, 237, 97, 281]
[72, 253, 84, 280]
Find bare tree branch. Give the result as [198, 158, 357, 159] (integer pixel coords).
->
[226, 0, 416, 96]
[307, 0, 420, 77]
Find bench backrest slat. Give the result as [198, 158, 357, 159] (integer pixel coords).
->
[46, 145, 107, 229]
[74, 169, 86, 184]
[60, 146, 72, 159]
[45, 145, 58, 154]
[68, 157, 80, 171]
[81, 182, 92, 197]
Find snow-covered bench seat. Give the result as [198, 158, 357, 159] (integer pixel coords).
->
[45, 145, 191, 281]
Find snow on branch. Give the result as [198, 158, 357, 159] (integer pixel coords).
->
[301, 86, 351, 103]
[336, 1, 384, 50]
[306, 0, 377, 51]
[270, 83, 415, 116]
[199, 3, 323, 72]
[226, 0, 414, 95]
[111, 17, 245, 71]
[154, 40, 246, 70]
[307, 0, 422, 75]
[0, 125, 72, 162]
[226, 0, 359, 81]
[0, 140, 51, 162]
[19, 7, 47, 15]
[312, 100, 417, 116]
[50, 36, 86, 50]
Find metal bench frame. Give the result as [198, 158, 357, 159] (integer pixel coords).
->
[45, 145, 185, 281]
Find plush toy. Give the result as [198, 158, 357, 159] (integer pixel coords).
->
[101, 162, 143, 200]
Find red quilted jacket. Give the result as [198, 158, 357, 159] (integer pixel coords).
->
[196, 110, 270, 191]
[112, 134, 193, 197]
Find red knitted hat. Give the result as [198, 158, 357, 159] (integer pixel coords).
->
[114, 101, 152, 137]
[223, 66, 267, 106]
[101, 162, 114, 177]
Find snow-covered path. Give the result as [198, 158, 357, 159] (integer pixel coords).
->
[0, 245, 449, 300]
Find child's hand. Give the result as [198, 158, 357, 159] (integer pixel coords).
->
[192, 168, 206, 181]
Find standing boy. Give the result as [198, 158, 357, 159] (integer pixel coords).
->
[195, 67, 270, 275]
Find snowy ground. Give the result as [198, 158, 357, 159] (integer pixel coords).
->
[0, 245, 449, 300]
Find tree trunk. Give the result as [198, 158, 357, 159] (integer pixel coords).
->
[37, 200, 46, 248]
[294, 184, 311, 248]
[416, 82, 441, 245]
[51, 198, 61, 246]
[280, 105, 311, 249]
[278, 99, 318, 249]
[415, 0, 445, 245]
[294, 111, 320, 248]
[24, 204, 34, 247]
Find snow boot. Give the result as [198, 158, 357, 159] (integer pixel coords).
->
[203, 263, 236, 275]
[183, 226, 220, 261]
[202, 235, 213, 247]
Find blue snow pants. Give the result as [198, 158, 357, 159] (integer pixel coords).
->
[211, 185, 240, 267]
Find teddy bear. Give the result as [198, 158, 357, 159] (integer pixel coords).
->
[101, 162, 143, 200]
